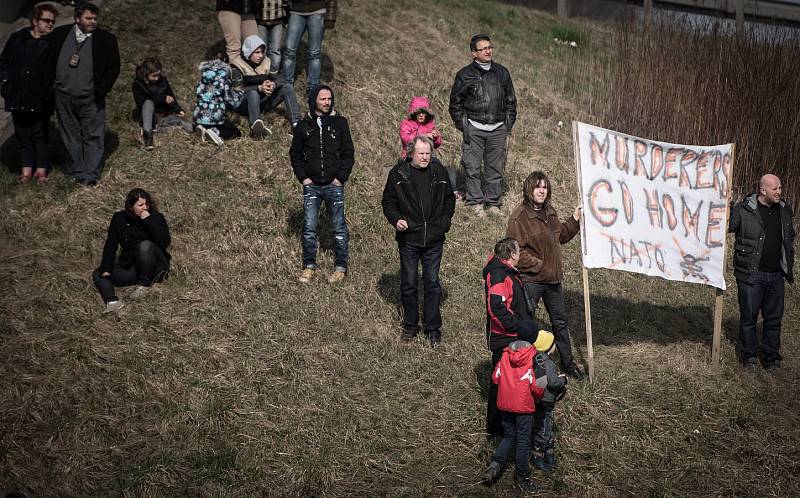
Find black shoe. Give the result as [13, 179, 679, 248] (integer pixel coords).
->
[143, 130, 155, 150]
[400, 329, 417, 342]
[565, 367, 584, 380]
[742, 357, 759, 371]
[481, 460, 503, 486]
[764, 362, 781, 374]
[427, 331, 442, 348]
[516, 476, 537, 493]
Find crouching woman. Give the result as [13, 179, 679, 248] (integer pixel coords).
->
[92, 188, 171, 312]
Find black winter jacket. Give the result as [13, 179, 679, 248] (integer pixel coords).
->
[382, 157, 456, 247]
[132, 75, 182, 122]
[100, 211, 172, 274]
[448, 60, 517, 134]
[729, 193, 795, 284]
[290, 111, 355, 185]
[216, 0, 259, 14]
[0, 28, 53, 114]
[45, 25, 120, 107]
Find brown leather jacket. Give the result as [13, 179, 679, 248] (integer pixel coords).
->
[506, 203, 579, 284]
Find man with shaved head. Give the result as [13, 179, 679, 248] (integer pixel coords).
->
[729, 174, 795, 373]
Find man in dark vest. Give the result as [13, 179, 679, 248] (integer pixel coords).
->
[47, 2, 120, 185]
[729, 174, 795, 372]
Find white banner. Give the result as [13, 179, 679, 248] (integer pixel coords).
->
[575, 122, 733, 290]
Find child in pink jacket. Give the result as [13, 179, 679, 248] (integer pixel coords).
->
[398, 96, 461, 199]
[399, 96, 442, 158]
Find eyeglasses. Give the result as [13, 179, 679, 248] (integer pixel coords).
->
[37, 18, 56, 24]
[474, 45, 494, 52]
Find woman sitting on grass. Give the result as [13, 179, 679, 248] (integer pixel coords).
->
[132, 56, 193, 150]
[92, 188, 171, 313]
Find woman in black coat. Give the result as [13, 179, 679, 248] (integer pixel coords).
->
[0, 4, 57, 183]
[92, 188, 171, 313]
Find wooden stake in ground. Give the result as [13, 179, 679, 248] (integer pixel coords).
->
[712, 143, 736, 365]
[572, 121, 595, 382]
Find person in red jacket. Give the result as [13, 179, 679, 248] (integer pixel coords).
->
[481, 326, 544, 492]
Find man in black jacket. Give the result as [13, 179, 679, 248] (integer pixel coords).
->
[290, 85, 355, 284]
[449, 33, 517, 217]
[382, 136, 456, 346]
[729, 174, 795, 372]
[46, 2, 120, 185]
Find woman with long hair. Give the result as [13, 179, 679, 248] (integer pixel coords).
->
[92, 188, 171, 313]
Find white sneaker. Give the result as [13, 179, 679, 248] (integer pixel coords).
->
[104, 300, 124, 314]
[197, 124, 224, 146]
[470, 204, 486, 218]
[129, 285, 150, 300]
[250, 119, 272, 139]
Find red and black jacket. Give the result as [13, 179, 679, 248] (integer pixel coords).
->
[483, 256, 532, 352]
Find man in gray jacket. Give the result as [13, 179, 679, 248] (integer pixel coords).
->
[729, 174, 795, 372]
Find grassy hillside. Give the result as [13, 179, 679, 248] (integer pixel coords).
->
[1, 0, 798, 496]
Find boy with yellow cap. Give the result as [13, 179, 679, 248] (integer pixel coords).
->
[531, 329, 567, 471]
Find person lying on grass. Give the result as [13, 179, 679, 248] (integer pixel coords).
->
[92, 188, 171, 314]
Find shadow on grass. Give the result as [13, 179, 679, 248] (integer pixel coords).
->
[553, 289, 738, 368]
[1, 124, 119, 176]
[285, 207, 336, 256]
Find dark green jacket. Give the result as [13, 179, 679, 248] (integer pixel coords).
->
[729, 193, 795, 284]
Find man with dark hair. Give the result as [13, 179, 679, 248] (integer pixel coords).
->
[0, 3, 58, 183]
[506, 171, 584, 379]
[449, 33, 517, 217]
[729, 173, 795, 373]
[483, 236, 539, 435]
[46, 1, 120, 185]
[290, 85, 354, 284]
[382, 136, 456, 347]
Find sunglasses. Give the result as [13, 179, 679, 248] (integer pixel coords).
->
[37, 18, 56, 24]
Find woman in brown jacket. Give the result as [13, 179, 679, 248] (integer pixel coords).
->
[506, 171, 584, 379]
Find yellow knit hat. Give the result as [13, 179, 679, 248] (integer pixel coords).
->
[534, 330, 555, 352]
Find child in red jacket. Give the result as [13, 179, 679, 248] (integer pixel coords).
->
[481, 323, 544, 492]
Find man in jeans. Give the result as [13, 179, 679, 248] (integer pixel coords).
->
[282, 0, 337, 94]
[729, 174, 795, 372]
[506, 171, 584, 379]
[290, 85, 354, 284]
[449, 33, 516, 217]
[382, 136, 456, 347]
[46, 2, 120, 185]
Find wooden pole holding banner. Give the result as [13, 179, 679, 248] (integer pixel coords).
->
[711, 144, 736, 365]
[572, 121, 595, 382]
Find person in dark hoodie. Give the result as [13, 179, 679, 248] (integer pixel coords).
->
[481, 325, 544, 492]
[290, 85, 355, 284]
[382, 135, 456, 347]
[0, 3, 58, 183]
[91, 188, 171, 314]
[132, 57, 192, 150]
[483, 237, 538, 436]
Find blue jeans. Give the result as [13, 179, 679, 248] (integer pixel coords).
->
[532, 401, 556, 451]
[257, 23, 284, 73]
[398, 243, 443, 335]
[524, 282, 577, 371]
[282, 12, 325, 88]
[235, 86, 301, 125]
[302, 183, 348, 271]
[492, 411, 532, 479]
[737, 272, 785, 365]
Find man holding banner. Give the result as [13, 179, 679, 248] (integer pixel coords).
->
[729, 174, 795, 372]
[507, 171, 584, 380]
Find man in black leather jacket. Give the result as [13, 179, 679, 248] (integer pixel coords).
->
[729, 174, 795, 372]
[449, 34, 517, 217]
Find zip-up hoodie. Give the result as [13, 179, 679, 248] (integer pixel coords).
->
[382, 156, 456, 247]
[492, 340, 545, 414]
[192, 59, 243, 127]
[290, 85, 355, 185]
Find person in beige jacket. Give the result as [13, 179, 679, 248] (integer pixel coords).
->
[506, 171, 584, 379]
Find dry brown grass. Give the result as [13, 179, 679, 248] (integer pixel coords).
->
[1, 0, 798, 496]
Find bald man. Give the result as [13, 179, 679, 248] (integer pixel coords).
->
[729, 174, 795, 372]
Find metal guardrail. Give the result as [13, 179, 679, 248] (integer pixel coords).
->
[659, 0, 800, 22]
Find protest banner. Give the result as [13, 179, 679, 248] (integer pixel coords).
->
[572, 122, 735, 379]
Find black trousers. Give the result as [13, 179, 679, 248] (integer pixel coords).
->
[92, 241, 169, 303]
[12, 111, 50, 169]
[486, 347, 504, 436]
